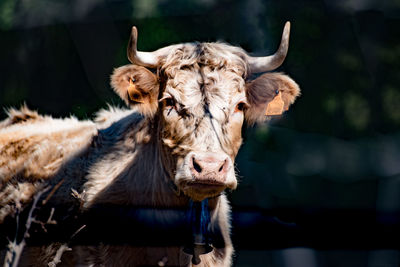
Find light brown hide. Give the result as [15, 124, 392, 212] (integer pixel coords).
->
[0, 106, 96, 222]
[1, 34, 300, 267]
[0, 106, 233, 266]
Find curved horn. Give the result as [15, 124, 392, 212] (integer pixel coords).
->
[127, 26, 173, 68]
[247, 21, 291, 73]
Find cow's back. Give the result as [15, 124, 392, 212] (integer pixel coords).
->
[0, 106, 97, 222]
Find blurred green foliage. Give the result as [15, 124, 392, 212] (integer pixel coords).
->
[0, 0, 15, 30]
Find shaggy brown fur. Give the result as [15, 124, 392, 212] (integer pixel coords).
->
[0, 107, 97, 222]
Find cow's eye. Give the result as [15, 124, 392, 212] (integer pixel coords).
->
[164, 97, 176, 108]
[235, 102, 247, 112]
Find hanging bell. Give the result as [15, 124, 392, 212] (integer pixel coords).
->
[183, 199, 213, 265]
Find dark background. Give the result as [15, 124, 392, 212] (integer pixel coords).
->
[1, 0, 400, 266]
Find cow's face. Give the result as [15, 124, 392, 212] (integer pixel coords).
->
[111, 23, 300, 201]
[158, 45, 248, 200]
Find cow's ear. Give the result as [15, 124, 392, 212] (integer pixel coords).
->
[111, 64, 159, 116]
[245, 72, 300, 124]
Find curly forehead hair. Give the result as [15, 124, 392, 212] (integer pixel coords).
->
[159, 42, 249, 79]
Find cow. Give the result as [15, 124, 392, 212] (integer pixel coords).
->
[0, 22, 300, 266]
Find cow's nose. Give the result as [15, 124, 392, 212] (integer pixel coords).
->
[190, 153, 230, 183]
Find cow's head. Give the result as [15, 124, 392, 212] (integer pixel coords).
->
[111, 22, 300, 201]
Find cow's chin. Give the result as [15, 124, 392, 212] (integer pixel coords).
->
[178, 180, 227, 201]
[174, 153, 237, 201]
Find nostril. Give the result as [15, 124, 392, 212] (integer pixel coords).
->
[218, 163, 224, 172]
[192, 157, 202, 173]
[218, 159, 228, 173]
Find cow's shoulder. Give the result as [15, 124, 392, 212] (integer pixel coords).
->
[94, 105, 147, 144]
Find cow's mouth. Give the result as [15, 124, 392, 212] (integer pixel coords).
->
[187, 182, 226, 192]
[188, 179, 226, 187]
[179, 179, 226, 201]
